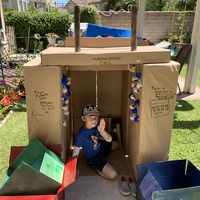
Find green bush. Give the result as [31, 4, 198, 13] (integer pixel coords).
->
[161, 26, 192, 43]
[4, 8, 73, 52]
[80, 5, 101, 25]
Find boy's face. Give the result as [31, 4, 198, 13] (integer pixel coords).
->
[82, 115, 98, 129]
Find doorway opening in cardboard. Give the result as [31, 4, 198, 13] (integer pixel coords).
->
[70, 70, 131, 176]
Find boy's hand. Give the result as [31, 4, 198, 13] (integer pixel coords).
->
[98, 118, 105, 133]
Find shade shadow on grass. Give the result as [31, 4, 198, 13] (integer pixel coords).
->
[12, 100, 26, 113]
[174, 100, 195, 120]
[173, 120, 200, 129]
[173, 100, 199, 129]
[175, 100, 195, 111]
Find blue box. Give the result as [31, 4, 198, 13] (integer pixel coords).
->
[136, 159, 200, 200]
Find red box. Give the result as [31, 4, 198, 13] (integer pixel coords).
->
[0, 146, 77, 200]
[9, 145, 63, 165]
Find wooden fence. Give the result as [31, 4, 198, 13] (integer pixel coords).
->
[4, 26, 16, 55]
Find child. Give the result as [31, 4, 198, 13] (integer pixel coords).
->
[72, 104, 117, 180]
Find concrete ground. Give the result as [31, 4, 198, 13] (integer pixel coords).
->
[176, 76, 200, 100]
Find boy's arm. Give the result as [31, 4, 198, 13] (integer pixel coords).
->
[72, 146, 81, 157]
[98, 118, 112, 142]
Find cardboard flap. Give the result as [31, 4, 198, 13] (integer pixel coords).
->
[0, 149, 77, 200]
[10, 138, 47, 170]
[0, 195, 56, 200]
[152, 186, 200, 200]
[57, 156, 77, 193]
[139, 170, 162, 200]
[137, 160, 187, 190]
[9, 145, 62, 165]
[0, 162, 60, 196]
[185, 161, 200, 187]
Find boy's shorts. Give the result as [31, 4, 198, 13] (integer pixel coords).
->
[100, 140, 112, 157]
[86, 141, 112, 172]
[87, 152, 107, 172]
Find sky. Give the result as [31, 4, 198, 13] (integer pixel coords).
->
[55, 0, 69, 7]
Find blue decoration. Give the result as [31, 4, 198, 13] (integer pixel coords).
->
[132, 108, 137, 115]
[62, 75, 67, 86]
[134, 99, 140, 106]
[66, 85, 70, 91]
[66, 91, 71, 96]
[62, 96, 68, 102]
[134, 115, 139, 122]
[136, 72, 142, 79]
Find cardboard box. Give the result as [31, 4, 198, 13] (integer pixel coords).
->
[24, 58, 72, 160]
[41, 46, 170, 67]
[65, 37, 150, 47]
[128, 61, 180, 178]
[136, 159, 200, 200]
[0, 139, 77, 200]
[9, 144, 62, 165]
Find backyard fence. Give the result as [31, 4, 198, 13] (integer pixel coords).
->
[5, 26, 16, 55]
[3, 11, 195, 55]
[100, 11, 194, 43]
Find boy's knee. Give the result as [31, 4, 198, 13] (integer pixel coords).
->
[109, 170, 117, 180]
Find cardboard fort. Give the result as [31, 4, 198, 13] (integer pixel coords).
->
[22, 37, 180, 180]
[136, 159, 200, 199]
[0, 138, 77, 200]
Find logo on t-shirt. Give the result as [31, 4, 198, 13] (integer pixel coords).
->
[90, 134, 99, 149]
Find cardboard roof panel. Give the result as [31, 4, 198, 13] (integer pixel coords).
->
[41, 46, 170, 67]
[65, 37, 150, 47]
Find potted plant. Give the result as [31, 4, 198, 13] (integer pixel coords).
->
[45, 33, 59, 46]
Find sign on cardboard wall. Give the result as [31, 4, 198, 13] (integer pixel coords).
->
[129, 61, 180, 178]
[140, 61, 180, 161]
[25, 66, 63, 144]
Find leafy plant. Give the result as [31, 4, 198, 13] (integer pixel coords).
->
[33, 34, 43, 53]
[161, 12, 192, 43]
[103, 0, 139, 11]
[80, 5, 101, 25]
[3, 8, 73, 52]
[0, 85, 20, 120]
[7, 45, 40, 97]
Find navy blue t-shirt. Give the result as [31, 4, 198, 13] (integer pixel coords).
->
[74, 125, 101, 160]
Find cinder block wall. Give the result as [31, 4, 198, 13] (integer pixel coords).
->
[100, 11, 194, 43]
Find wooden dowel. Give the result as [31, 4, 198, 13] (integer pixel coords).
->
[131, 5, 137, 51]
[74, 6, 80, 52]
[116, 123, 122, 148]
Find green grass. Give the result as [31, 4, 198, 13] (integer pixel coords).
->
[169, 100, 200, 169]
[0, 100, 200, 180]
[180, 63, 200, 87]
[0, 101, 28, 179]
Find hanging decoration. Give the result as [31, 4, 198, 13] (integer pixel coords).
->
[61, 75, 71, 126]
[128, 65, 142, 123]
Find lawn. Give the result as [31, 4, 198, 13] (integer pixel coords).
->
[169, 100, 200, 169]
[180, 63, 200, 87]
[0, 101, 28, 179]
[0, 99, 200, 180]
